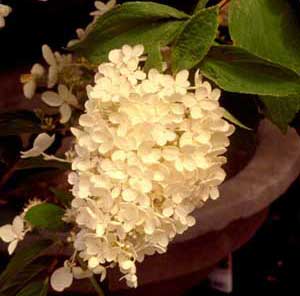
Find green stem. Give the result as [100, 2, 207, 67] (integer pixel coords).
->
[89, 276, 106, 296]
[77, 257, 105, 296]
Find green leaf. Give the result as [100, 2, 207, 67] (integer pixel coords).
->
[0, 240, 52, 287]
[16, 280, 48, 296]
[16, 156, 71, 171]
[0, 111, 42, 136]
[172, 6, 219, 72]
[71, 2, 188, 64]
[229, 0, 300, 74]
[260, 95, 300, 133]
[194, 0, 210, 12]
[144, 44, 164, 72]
[50, 187, 73, 207]
[200, 45, 300, 96]
[223, 109, 251, 130]
[25, 203, 65, 231]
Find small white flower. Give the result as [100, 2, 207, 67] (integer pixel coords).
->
[159, 70, 190, 97]
[0, 216, 26, 255]
[91, 0, 116, 17]
[21, 133, 55, 158]
[42, 45, 72, 88]
[42, 84, 79, 123]
[109, 44, 144, 71]
[50, 265, 73, 292]
[50, 260, 93, 292]
[0, 4, 12, 28]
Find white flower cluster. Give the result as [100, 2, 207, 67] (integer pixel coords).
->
[53, 44, 234, 290]
[0, 4, 11, 28]
[21, 45, 79, 123]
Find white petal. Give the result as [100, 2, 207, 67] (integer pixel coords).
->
[12, 216, 24, 234]
[94, 1, 106, 10]
[23, 80, 37, 99]
[119, 259, 134, 270]
[122, 45, 132, 57]
[162, 207, 173, 217]
[182, 94, 197, 108]
[58, 84, 78, 105]
[59, 103, 72, 124]
[107, 0, 116, 9]
[48, 66, 58, 88]
[41, 91, 63, 107]
[8, 240, 18, 255]
[88, 257, 99, 269]
[76, 28, 85, 39]
[132, 44, 144, 57]
[187, 216, 196, 227]
[211, 88, 221, 100]
[93, 265, 107, 282]
[50, 267, 73, 292]
[190, 105, 203, 119]
[58, 84, 69, 100]
[210, 187, 219, 200]
[108, 49, 122, 64]
[96, 224, 105, 237]
[0, 5, 12, 17]
[0, 225, 16, 242]
[176, 70, 189, 83]
[31, 63, 45, 77]
[20, 147, 42, 158]
[121, 189, 137, 202]
[33, 133, 55, 151]
[42, 44, 56, 66]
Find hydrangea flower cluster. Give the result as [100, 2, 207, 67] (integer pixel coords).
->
[65, 44, 234, 288]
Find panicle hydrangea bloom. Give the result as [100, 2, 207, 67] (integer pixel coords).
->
[0, 4, 11, 28]
[42, 84, 79, 123]
[54, 44, 234, 290]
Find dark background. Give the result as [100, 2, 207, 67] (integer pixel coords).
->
[0, 0, 300, 295]
[187, 178, 300, 296]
